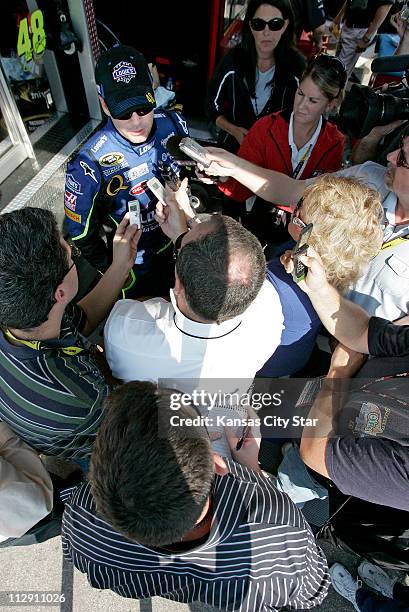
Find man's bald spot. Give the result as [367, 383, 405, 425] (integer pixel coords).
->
[183, 215, 253, 285]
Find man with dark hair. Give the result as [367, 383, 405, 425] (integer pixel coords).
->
[104, 188, 284, 385]
[0, 207, 139, 459]
[175, 214, 267, 323]
[89, 382, 215, 546]
[62, 381, 330, 608]
[64, 45, 189, 298]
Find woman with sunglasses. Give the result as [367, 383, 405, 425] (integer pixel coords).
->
[206, 0, 305, 153]
[219, 53, 347, 248]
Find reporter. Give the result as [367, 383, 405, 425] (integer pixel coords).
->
[0, 208, 140, 460]
[203, 129, 409, 320]
[219, 53, 346, 246]
[257, 174, 383, 377]
[62, 382, 330, 608]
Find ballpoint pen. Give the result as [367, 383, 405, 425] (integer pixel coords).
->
[236, 423, 251, 451]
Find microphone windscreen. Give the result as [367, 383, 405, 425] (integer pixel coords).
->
[165, 135, 186, 160]
[371, 54, 409, 74]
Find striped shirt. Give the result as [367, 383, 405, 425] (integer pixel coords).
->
[62, 460, 330, 609]
[0, 304, 109, 459]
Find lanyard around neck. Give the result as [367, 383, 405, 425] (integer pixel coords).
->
[292, 143, 313, 178]
[4, 328, 86, 356]
[381, 234, 409, 251]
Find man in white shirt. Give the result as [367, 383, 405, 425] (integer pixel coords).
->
[201, 131, 409, 321]
[104, 188, 283, 395]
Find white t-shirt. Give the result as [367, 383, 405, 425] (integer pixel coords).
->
[104, 280, 284, 388]
[288, 112, 322, 178]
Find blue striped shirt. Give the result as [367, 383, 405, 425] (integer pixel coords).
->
[62, 460, 330, 609]
[0, 304, 109, 459]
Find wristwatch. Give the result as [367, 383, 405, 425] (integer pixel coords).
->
[173, 230, 189, 260]
[187, 215, 200, 229]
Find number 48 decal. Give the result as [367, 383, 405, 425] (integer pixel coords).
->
[17, 9, 46, 61]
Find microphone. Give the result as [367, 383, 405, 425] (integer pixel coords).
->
[166, 136, 211, 168]
[166, 136, 195, 165]
[371, 54, 409, 74]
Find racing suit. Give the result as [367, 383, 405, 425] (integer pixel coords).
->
[64, 109, 189, 297]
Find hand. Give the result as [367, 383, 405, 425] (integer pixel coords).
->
[367, 119, 406, 141]
[170, 177, 196, 221]
[224, 407, 261, 472]
[199, 146, 240, 178]
[391, 14, 408, 40]
[233, 126, 248, 145]
[329, 21, 340, 39]
[280, 246, 330, 295]
[112, 213, 141, 272]
[155, 180, 189, 241]
[329, 342, 367, 377]
[312, 25, 325, 51]
[356, 35, 371, 52]
[195, 168, 218, 184]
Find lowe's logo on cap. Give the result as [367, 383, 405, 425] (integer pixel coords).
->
[112, 61, 137, 84]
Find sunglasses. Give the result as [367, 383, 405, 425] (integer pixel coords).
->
[113, 107, 152, 120]
[250, 17, 285, 31]
[397, 134, 409, 169]
[291, 197, 306, 229]
[311, 53, 347, 90]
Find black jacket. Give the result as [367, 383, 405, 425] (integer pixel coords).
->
[206, 46, 305, 152]
[291, 0, 326, 37]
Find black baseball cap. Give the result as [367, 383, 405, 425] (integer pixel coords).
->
[95, 45, 156, 119]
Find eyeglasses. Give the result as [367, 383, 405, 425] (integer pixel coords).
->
[397, 134, 409, 169]
[250, 17, 285, 31]
[113, 107, 152, 120]
[310, 53, 347, 91]
[291, 197, 306, 229]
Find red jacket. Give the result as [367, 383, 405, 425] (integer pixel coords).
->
[219, 110, 345, 210]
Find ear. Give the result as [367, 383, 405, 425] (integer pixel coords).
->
[213, 453, 229, 476]
[326, 98, 338, 113]
[173, 272, 183, 296]
[54, 283, 69, 306]
[99, 96, 111, 117]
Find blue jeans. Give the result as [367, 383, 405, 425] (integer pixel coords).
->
[275, 445, 328, 507]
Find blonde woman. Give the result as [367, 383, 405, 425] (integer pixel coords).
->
[260, 174, 383, 376]
[288, 175, 384, 292]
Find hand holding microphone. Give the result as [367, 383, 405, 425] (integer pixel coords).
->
[166, 136, 223, 183]
[166, 136, 211, 168]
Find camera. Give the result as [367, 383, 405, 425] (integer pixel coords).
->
[338, 54, 409, 138]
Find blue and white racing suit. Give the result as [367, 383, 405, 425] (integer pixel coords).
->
[64, 109, 189, 296]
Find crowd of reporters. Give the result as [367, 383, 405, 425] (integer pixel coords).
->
[1, 1, 409, 610]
